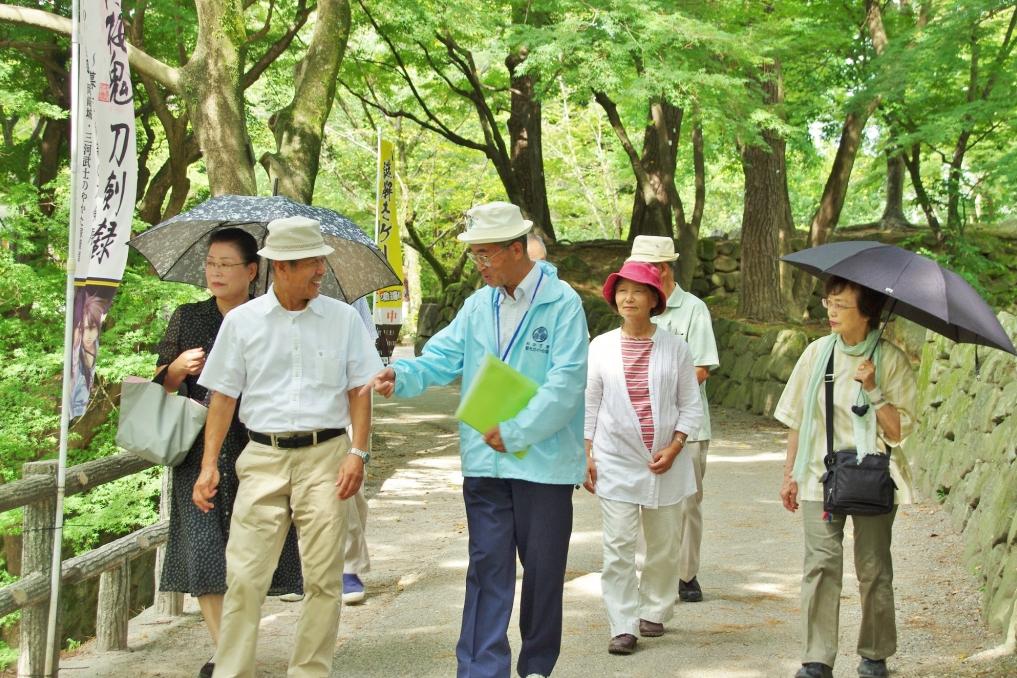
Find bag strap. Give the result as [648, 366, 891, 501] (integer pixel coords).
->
[824, 351, 835, 465]
[823, 350, 891, 466]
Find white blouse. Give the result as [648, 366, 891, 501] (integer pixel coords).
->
[584, 328, 704, 508]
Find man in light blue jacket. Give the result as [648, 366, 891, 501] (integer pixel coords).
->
[364, 201, 588, 678]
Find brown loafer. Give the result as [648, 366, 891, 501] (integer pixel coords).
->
[608, 633, 637, 655]
[638, 619, 664, 637]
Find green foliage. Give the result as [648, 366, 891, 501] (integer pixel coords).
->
[62, 468, 162, 554]
[0, 179, 197, 542]
[0, 567, 18, 670]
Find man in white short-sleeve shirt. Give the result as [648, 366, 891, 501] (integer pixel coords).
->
[193, 216, 383, 678]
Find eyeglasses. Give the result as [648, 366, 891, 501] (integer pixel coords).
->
[821, 297, 857, 311]
[466, 247, 507, 269]
[205, 259, 247, 272]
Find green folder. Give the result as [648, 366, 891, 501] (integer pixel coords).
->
[455, 354, 539, 459]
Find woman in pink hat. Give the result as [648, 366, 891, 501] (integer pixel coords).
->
[583, 261, 703, 656]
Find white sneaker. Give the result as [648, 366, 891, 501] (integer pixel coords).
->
[278, 592, 304, 602]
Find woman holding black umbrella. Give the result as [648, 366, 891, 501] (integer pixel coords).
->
[774, 276, 917, 678]
[154, 227, 302, 678]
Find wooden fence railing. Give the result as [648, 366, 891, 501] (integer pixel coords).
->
[0, 454, 183, 677]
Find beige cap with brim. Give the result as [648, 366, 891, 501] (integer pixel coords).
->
[257, 216, 335, 261]
[457, 201, 533, 244]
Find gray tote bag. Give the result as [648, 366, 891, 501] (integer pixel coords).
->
[116, 378, 207, 466]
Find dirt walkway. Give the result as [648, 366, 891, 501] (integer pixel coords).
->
[61, 375, 1015, 677]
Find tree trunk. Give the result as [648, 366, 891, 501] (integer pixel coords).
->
[946, 130, 971, 231]
[261, 0, 351, 203]
[139, 136, 199, 224]
[674, 121, 705, 290]
[879, 152, 911, 229]
[805, 102, 878, 248]
[180, 0, 257, 196]
[902, 143, 942, 239]
[34, 116, 68, 216]
[628, 99, 684, 242]
[738, 62, 788, 322]
[506, 49, 555, 243]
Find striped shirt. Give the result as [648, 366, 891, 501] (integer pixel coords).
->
[621, 336, 654, 451]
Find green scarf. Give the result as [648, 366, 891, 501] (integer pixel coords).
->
[792, 330, 882, 483]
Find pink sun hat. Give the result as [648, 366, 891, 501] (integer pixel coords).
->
[602, 260, 667, 315]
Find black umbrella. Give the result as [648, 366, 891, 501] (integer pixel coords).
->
[129, 195, 400, 302]
[781, 240, 1016, 355]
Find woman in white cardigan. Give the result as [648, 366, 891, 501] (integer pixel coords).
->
[584, 260, 703, 656]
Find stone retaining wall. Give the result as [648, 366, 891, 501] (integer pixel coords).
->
[903, 312, 1017, 636]
[706, 319, 812, 417]
[415, 236, 745, 352]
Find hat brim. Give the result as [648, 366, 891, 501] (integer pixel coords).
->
[456, 220, 533, 244]
[257, 243, 335, 261]
[626, 253, 679, 263]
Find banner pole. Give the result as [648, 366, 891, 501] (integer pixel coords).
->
[44, 0, 81, 673]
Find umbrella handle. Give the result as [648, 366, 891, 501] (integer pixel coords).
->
[867, 298, 899, 361]
[854, 298, 900, 417]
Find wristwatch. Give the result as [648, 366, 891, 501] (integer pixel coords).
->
[349, 447, 370, 465]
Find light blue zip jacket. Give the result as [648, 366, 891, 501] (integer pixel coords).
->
[392, 261, 589, 485]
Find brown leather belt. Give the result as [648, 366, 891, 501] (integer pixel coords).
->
[248, 428, 345, 449]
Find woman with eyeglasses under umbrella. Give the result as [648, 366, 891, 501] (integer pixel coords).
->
[154, 227, 302, 678]
[774, 276, 917, 678]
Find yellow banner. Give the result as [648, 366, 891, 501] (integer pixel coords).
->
[374, 137, 404, 326]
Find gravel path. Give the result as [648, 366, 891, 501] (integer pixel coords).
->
[59, 374, 1015, 678]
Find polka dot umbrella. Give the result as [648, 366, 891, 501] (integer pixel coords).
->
[129, 195, 400, 302]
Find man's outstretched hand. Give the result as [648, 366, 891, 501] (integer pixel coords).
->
[360, 367, 396, 398]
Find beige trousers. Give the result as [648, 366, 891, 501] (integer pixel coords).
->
[800, 500, 898, 667]
[676, 440, 708, 582]
[213, 435, 349, 678]
[600, 498, 682, 638]
[343, 487, 370, 574]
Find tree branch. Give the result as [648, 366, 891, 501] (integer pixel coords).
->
[417, 41, 474, 99]
[242, 0, 311, 90]
[403, 212, 449, 289]
[337, 79, 487, 152]
[246, 0, 277, 44]
[593, 90, 646, 183]
[979, 5, 1017, 100]
[435, 31, 509, 164]
[354, 0, 470, 145]
[0, 3, 181, 92]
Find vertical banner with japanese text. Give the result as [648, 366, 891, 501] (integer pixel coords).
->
[373, 136, 404, 363]
[69, 0, 136, 417]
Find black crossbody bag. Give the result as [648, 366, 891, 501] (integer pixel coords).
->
[820, 351, 896, 516]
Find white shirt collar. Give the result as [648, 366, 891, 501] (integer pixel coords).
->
[263, 284, 327, 317]
[500, 263, 541, 303]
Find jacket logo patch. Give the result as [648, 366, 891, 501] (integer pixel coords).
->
[531, 327, 548, 343]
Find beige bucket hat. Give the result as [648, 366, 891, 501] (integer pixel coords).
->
[627, 235, 679, 263]
[257, 216, 335, 261]
[457, 201, 533, 244]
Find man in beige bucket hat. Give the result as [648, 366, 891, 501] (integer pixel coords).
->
[194, 216, 383, 677]
[628, 235, 719, 604]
